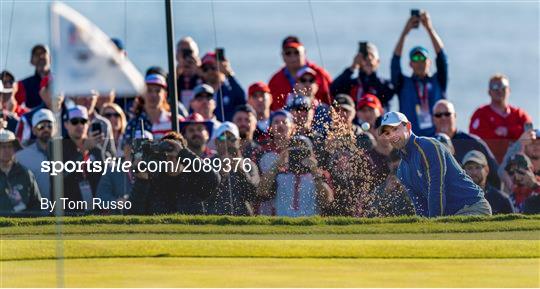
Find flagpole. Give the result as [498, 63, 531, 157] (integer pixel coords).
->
[165, 0, 179, 132]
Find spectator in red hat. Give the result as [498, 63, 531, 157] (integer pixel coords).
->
[15, 44, 51, 109]
[199, 52, 246, 122]
[125, 73, 177, 141]
[15, 74, 67, 146]
[356, 93, 383, 136]
[331, 42, 395, 111]
[469, 74, 533, 163]
[247, 82, 272, 135]
[268, 36, 332, 110]
[179, 113, 215, 158]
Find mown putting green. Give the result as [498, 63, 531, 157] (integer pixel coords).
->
[1, 215, 539, 287]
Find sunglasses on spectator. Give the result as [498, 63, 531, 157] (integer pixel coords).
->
[490, 83, 508, 91]
[433, 112, 453, 118]
[104, 112, 121, 118]
[299, 77, 315, 84]
[284, 50, 300, 56]
[202, 66, 217, 72]
[216, 134, 237, 142]
[35, 122, 53, 131]
[70, 118, 88, 126]
[411, 54, 427, 62]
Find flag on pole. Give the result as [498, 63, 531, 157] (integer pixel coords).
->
[50, 1, 144, 97]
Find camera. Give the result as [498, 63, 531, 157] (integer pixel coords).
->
[140, 140, 175, 163]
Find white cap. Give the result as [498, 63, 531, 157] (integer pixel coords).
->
[378, 111, 409, 135]
[213, 121, 240, 140]
[32, 108, 56, 127]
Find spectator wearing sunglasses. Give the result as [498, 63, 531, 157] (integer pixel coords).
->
[61, 106, 105, 215]
[331, 42, 395, 112]
[391, 10, 448, 137]
[206, 122, 260, 215]
[432, 100, 501, 190]
[199, 52, 246, 122]
[15, 108, 55, 201]
[268, 36, 332, 111]
[101, 103, 127, 157]
[504, 153, 540, 212]
[469, 74, 533, 163]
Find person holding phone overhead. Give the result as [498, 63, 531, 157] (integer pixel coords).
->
[199, 49, 246, 122]
[331, 41, 394, 112]
[391, 9, 448, 137]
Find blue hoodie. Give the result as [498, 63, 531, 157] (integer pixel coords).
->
[397, 133, 484, 217]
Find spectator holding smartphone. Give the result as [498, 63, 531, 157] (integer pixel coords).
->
[331, 42, 394, 111]
[504, 153, 540, 213]
[391, 10, 448, 137]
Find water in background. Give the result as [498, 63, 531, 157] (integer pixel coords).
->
[1, 1, 538, 129]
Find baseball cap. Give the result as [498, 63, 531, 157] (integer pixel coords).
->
[201, 52, 217, 65]
[145, 66, 167, 78]
[282, 36, 303, 49]
[213, 121, 240, 141]
[462, 150, 488, 167]
[32, 108, 55, 127]
[296, 67, 317, 79]
[145, 73, 167, 88]
[409, 46, 429, 59]
[179, 113, 214, 137]
[269, 109, 293, 126]
[505, 153, 532, 172]
[333, 94, 355, 112]
[0, 128, 22, 151]
[378, 111, 409, 135]
[248, 81, 270, 96]
[357, 94, 383, 114]
[192, 84, 215, 98]
[67, 105, 89, 121]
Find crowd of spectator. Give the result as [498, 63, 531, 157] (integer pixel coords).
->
[0, 11, 538, 217]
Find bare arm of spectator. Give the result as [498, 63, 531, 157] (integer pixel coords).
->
[391, 17, 416, 92]
[393, 17, 416, 57]
[421, 12, 444, 54]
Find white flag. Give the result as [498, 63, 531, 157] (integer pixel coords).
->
[50, 1, 144, 97]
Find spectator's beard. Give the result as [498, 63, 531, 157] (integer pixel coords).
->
[239, 131, 248, 139]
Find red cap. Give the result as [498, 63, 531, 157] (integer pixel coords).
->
[357, 94, 383, 113]
[282, 36, 303, 49]
[248, 81, 270, 96]
[40, 74, 51, 90]
[201, 52, 217, 65]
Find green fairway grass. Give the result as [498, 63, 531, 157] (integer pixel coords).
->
[1, 215, 538, 287]
[2, 258, 538, 287]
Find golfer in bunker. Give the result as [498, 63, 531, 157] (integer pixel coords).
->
[378, 111, 492, 217]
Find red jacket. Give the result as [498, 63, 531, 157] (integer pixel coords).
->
[469, 104, 532, 163]
[268, 61, 332, 111]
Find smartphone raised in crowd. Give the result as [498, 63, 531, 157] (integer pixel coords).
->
[91, 122, 102, 134]
[411, 9, 420, 28]
[359, 41, 368, 56]
[215, 48, 225, 62]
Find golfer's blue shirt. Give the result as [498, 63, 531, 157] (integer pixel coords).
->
[397, 133, 484, 217]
